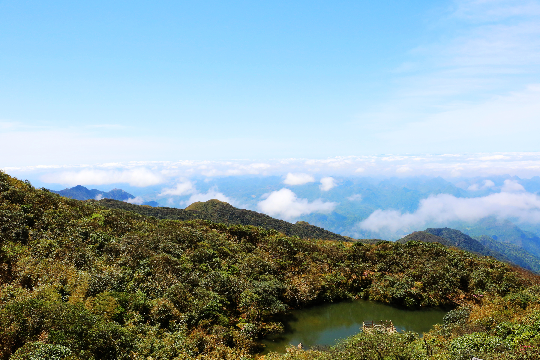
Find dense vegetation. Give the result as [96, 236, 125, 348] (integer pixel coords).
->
[1, 172, 540, 359]
[98, 198, 349, 241]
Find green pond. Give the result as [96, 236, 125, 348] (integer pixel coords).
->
[261, 300, 447, 353]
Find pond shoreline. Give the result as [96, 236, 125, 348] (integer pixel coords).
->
[260, 299, 448, 354]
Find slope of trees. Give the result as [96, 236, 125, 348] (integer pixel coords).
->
[1, 172, 539, 359]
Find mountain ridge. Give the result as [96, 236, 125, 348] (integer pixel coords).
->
[97, 198, 351, 242]
[398, 227, 540, 273]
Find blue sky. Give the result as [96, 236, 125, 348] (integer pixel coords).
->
[2, 0, 540, 167]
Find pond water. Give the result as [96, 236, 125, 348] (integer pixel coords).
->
[261, 300, 447, 353]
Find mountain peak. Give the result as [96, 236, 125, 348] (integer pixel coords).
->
[185, 199, 231, 211]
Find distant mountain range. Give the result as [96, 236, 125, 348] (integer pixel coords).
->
[51, 185, 158, 206]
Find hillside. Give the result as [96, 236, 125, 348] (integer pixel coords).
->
[398, 228, 508, 260]
[2, 171, 540, 359]
[397, 231, 455, 247]
[476, 235, 540, 274]
[399, 228, 540, 274]
[97, 198, 350, 242]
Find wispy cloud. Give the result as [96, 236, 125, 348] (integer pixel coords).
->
[356, 0, 540, 153]
[126, 196, 144, 205]
[348, 194, 362, 201]
[258, 188, 337, 220]
[453, 0, 540, 21]
[0, 121, 21, 130]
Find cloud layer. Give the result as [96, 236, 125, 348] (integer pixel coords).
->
[258, 188, 337, 220]
[359, 180, 540, 235]
[320, 177, 336, 191]
[7, 153, 540, 190]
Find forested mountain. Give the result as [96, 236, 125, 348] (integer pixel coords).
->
[97, 198, 350, 242]
[399, 228, 506, 260]
[2, 171, 540, 359]
[425, 228, 498, 256]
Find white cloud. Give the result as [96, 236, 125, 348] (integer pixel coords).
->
[257, 188, 337, 220]
[159, 181, 195, 196]
[41, 168, 164, 187]
[95, 194, 103, 200]
[284, 173, 315, 185]
[320, 177, 336, 191]
[359, 186, 540, 236]
[126, 196, 144, 205]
